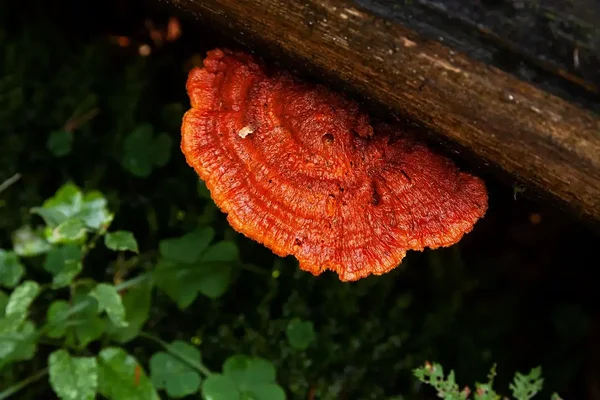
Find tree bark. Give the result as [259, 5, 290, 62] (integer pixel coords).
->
[173, 0, 600, 223]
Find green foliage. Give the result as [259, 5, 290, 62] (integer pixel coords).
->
[104, 231, 139, 253]
[0, 182, 285, 399]
[150, 340, 202, 398]
[122, 124, 173, 177]
[48, 349, 98, 400]
[47, 130, 74, 157]
[155, 227, 239, 307]
[97, 347, 159, 400]
[91, 283, 128, 328]
[285, 318, 315, 350]
[413, 362, 561, 400]
[202, 355, 285, 400]
[0, 250, 24, 288]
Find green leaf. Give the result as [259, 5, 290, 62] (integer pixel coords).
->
[47, 218, 87, 244]
[202, 241, 238, 263]
[202, 375, 240, 400]
[150, 341, 202, 398]
[70, 292, 107, 348]
[47, 129, 74, 157]
[159, 227, 215, 263]
[155, 230, 238, 307]
[75, 316, 106, 348]
[0, 320, 38, 366]
[91, 283, 128, 328]
[98, 347, 160, 400]
[0, 281, 40, 362]
[509, 367, 544, 400]
[0, 249, 24, 288]
[46, 300, 70, 338]
[5, 320, 37, 362]
[0, 290, 8, 317]
[122, 124, 154, 177]
[11, 225, 52, 257]
[223, 356, 276, 389]
[152, 133, 172, 167]
[107, 279, 153, 343]
[32, 183, 113, 231]
[30, 207, 69, 227]
[35, 183, 83, 227]
[48, 349, 98, 400]
[197, 241, 237, 299]
[44, 245, 83, 288]
[204, 355, 285, 400]
[78, 192, 114, 231]
[105, 231, 139, 253]
[196, 264, 232, 299]
[154, 260, 199, 309]
[285, 318, 315, 350]
[246, 384, 286, 400]
[5, 280, 40, 320]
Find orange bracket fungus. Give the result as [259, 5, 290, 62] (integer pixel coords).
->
[181, 49, 488, 281]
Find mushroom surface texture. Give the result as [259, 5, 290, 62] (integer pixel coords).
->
[181, 48, 488, 281]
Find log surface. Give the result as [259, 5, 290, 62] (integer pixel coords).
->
[174, 0, 600, 222]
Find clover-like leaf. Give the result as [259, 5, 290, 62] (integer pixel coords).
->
[122, 124, 172, 177]
[150, 341, 202, 398]
[48, 349, 98, 400]
[201, 375, 240, 400]
[0, 249, 24, 288]
[285, 318, 315, 350]
[47, 129, 74, 157]
[159, 227, 215, 264]
[105, 230, 139, 253]
[98, 347, 159, 400]
[203, 355, 285, 400]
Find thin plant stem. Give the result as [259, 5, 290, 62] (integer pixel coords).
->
[0, 173, 22, 194]
[138, 331, 212, 377]
[0, 367, 48, 400]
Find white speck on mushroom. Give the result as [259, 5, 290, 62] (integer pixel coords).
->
[238, 125, 255, 138]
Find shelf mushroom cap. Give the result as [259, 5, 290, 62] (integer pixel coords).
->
[181, 48, 488, 281]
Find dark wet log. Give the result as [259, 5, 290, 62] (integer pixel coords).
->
[173, 0, 600, 222]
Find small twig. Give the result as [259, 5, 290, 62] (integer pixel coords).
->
[64, 108, 100, 132]
[0, 367, 48, 400]
[139, 331, 213, 376]
[0, 173, 22, 194]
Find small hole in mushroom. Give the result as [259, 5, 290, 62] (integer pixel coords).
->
[322, 133, 334, 144]
[371, 182, 381, 206]
[294, 238, 302, 247]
